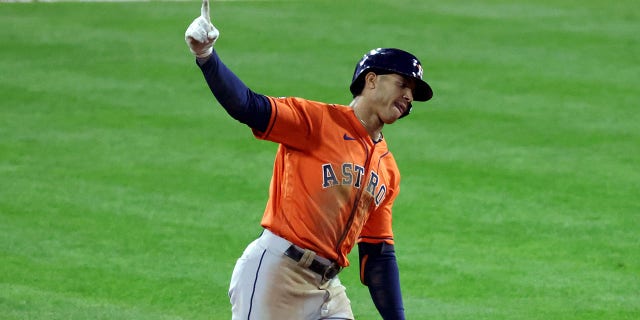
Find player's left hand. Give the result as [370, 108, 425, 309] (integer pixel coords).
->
[185, 0, 219, 58]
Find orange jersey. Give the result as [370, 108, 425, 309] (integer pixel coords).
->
[253, 96, 401, 267]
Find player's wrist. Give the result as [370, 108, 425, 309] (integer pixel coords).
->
[196, 54, 211, 65]
[195, 47, 213, 59]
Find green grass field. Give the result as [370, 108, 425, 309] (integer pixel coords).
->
[1, 0, 638, 319]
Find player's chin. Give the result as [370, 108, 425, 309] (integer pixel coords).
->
[382, 110, 403, 124]
[382, 115, 400, 125]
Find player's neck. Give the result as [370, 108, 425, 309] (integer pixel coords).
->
[350, 98, 383, 141]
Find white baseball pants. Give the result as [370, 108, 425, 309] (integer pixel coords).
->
[228, 229, 354, 320]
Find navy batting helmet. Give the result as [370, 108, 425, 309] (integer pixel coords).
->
[350, 48, 433, 104]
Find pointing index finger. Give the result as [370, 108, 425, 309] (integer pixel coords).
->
[201, 0, 210, 22]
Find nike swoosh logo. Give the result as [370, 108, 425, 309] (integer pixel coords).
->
[343, 133, 357, 141]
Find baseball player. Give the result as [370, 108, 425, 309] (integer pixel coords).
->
[185, 1, 433, 319]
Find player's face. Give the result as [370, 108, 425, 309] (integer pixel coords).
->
[372, 74, 415, 124]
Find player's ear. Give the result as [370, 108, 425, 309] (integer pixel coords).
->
[364, 72, 377, 90]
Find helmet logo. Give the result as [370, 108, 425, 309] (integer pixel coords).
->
[414, 61, 424, 79]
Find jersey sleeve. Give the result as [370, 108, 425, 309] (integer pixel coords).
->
[359, 176, 400, 245]
[253, 96, 326, 150]
[359, 149, 401, 245]
[359, 198, 396, 245]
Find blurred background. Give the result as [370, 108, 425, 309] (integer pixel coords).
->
[1, 0, 638, 319]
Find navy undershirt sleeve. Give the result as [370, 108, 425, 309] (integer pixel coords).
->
[196, 50, 271, 132]
[359, 242, 406, 320]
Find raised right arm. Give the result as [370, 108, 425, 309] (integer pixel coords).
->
[185, 0, 271, 132]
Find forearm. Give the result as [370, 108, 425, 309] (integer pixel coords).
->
[359, 242, 405, 320]
[196, 50, 271, 132]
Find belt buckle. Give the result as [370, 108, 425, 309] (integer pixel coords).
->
[322, 264, 341, 281]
